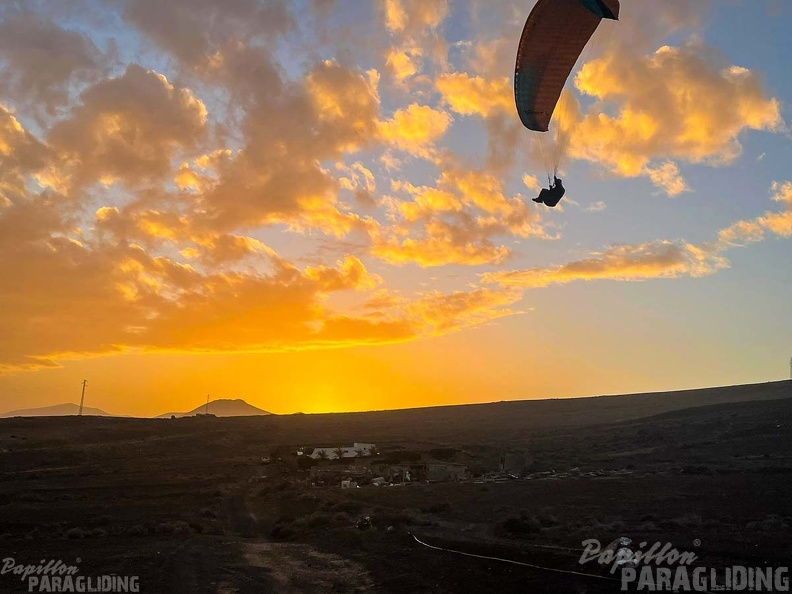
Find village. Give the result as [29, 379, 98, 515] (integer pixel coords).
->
[250, 441, 637, 489]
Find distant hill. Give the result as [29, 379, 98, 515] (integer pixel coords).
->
[205, 379, 792, 446]
[0, 403, 113, 418]
[157, 399, 272, 418]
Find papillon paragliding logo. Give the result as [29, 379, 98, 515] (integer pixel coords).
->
[579, 537, 697, 574]
[579, 538, 791, 592]
[1, 557, 140, 592]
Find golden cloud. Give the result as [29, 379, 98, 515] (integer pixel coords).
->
[123, 0, 293, 67]
[718, 181, 792, 246]
[378, 103, 451, 157]
[485, 240, 728, 288]
[0, 194, 527, 371]
[2, 0, 790, 377]
[385, 47, 423, 84]
[305, 256, 382, 292]
[0, 13, 103, 114]
[381, 0, 449, 89]
[391, 180, 462, 221]
[383, 0, 448, 36]
[190, 58, 383, 235]
[435, 72, 512, 118]
[407, 286, 524, 335]
[46, 65, 207, 190]
[0, 106, 48, 167]
[373, 232, 511, 268]
[307, 61, 381, 146]
[0, 107, 50, 207]
[372, 161, 547, 267]
[567, 43, 783, 193]
[0, 216, 393, 371]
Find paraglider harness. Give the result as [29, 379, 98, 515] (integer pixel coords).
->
[533, 172, 565, 207]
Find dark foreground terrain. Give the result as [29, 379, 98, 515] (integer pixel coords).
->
[1, 380, 791, 593]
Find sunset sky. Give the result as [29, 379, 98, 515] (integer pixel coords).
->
[1, 0, 790, 417]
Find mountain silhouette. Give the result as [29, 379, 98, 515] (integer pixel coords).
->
[157, 399, 272, 418]
[1, 403, 114, 417]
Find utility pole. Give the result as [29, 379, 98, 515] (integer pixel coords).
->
[205, 394, 210, 415]
[79, 380, 87, 416]
[789, 357, 792, 380]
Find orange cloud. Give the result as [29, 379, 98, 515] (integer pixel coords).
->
[383, 0, 448, 35]
[485, 241, 728, 288]
[372, 162, 547, 267]
[306, 61, 381, 151]
[718, 181, 792, 246]
[0, 13, 103, 115]
[0, 215, 397, 372]
[373, 232, 511, 268]
[45, 65, 207, 190]
[483, 180, 792, 292]
[378, 103, 451, 157]
[407, 286, 524, 335]
[0, 106, 49, 206]
[566, 43, 783, 194]
[123, 0, 293, 67]
[191, 58, 382, 235]
[3, 0, 790, 382]
[381, 0, 449, 89]
[0, 193, 527, 371]
[305, 256, 382, 292]
[435, 72, 512, 117]
[385, 47, 423, 84]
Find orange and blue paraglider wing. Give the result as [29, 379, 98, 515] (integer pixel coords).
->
[514, 0, 620, 132]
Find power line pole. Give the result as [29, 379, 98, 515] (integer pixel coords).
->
[79, 380, 87, 416]
[789, 357, 792, 380]
[205, 394, 210, 415]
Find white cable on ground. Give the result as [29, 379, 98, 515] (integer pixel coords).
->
[408, 533, 716, 594]
[408, 532, 620, 582]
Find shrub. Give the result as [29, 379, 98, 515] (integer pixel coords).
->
[498, 514, 541, 536]
[638, 521, 660, 532]
[373, 512, 415, 528]
[747, 515, 789, 532]
[674, 514, 702, 528]
[66, 528, 85, 539]
[429, 448, 457, 461]
[156, 521, 192, 535]
[270, 524, 294, 540]
[332, 501, 362, 514]
[536, 511, 560, 528]
[422, 502, 451, 514]
[172, 521, 192, 535]
[126, 525, 147, 537]
[306, 513, 332, 529]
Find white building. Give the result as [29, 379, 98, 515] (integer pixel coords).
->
[309, 442, 376, 460]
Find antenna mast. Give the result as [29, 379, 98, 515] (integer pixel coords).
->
[79, 380, 87, 416]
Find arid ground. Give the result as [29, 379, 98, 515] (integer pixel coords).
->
[2, 380, 791, 593]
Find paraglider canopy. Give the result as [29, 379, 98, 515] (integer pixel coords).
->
[514, 0, 620, 132]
